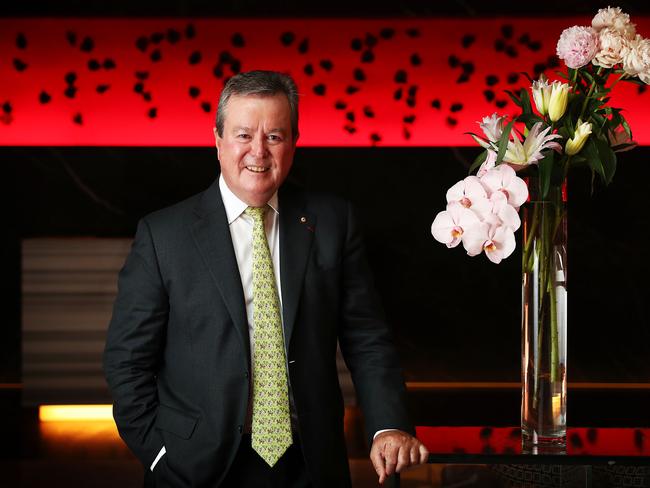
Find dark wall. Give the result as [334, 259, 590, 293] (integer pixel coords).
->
[5, 146, 650, 385]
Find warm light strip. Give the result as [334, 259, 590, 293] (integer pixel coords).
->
[406, 382, 650, 390]
[39, 404, 114, 422]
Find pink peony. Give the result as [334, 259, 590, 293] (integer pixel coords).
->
[556, 26, 600, 69]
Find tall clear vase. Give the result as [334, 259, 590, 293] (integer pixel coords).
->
[521, 182, 567, 449]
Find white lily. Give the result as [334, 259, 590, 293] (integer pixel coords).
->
[479, 113, 506, 142]
[565, 119, 592, 155]
[503, 122, 563, 169]
[548, 81, 570, 122]
[470, 113, 507, 151]
[531, 75, 553, 116]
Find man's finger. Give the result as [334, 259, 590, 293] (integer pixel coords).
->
[395, 445, 410, 472]
[409, 445, 419, 465]
[419, 443, 430, 464]
[370, 444, 387, 484]
[383, 444, 398, 476]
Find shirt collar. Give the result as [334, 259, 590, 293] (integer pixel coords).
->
[218, 174, 279, 225]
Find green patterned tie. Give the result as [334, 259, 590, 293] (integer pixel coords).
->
[245, 206, 292, 467]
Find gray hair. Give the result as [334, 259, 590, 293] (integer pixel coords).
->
[215, 70, 299, 140]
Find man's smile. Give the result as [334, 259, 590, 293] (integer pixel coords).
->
[245, 165, 270, 173]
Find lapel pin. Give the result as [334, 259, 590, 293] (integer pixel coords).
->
[300, 216, 307, 223]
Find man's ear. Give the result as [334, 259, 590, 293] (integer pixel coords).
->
[213, 127, 221, 159]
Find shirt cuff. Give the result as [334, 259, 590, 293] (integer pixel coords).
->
[373, 428, 398, 440]
[150, 446, 166, 471]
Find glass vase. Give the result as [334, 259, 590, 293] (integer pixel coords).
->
[521, 182, 567, 448]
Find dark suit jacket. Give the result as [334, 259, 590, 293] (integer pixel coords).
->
[103, 179, 412, 487]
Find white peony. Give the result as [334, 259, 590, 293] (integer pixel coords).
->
[623, 35, 650, 84]
[593, 27, 629, 68]
[592, 6, 636, 39]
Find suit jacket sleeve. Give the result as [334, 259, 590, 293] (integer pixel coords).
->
[336, 200, 414, 445]
[103, 218, 168, 467]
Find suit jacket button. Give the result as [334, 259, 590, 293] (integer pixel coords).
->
[238, 424, 243, 434]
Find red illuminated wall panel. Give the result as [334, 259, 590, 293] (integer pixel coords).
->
[1, 18, 649, 146]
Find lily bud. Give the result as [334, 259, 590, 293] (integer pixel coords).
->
[531, 75, 552, 116]
[565, 119, 592, 155]
[548, 81, 570, 122]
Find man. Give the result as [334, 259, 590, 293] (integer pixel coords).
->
[103, 70, 428, 487]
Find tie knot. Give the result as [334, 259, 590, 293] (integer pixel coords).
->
[245, 206, 268, 223]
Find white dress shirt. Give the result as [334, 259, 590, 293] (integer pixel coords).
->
[218, 174, 285, 364]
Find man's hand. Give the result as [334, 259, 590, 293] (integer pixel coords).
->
[369, 430, 429, 485]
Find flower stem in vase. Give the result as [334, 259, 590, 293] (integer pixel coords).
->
[521, 182, 567, 447]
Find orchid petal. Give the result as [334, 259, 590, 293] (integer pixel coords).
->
[462, 222, 489, 256]
[498, 203, 521, 231]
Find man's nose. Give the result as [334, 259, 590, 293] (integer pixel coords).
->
[250, 134, 268, 158]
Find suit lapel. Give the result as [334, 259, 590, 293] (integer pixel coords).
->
[190, 180, 250, 361]
[279, 185, 315, 348]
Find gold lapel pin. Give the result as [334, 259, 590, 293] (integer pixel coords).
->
[300, 216, 307, 223]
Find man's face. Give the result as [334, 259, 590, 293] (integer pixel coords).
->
[215, 93, 296, 207]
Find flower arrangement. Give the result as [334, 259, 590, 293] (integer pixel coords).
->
[431, 6, 646, 262]
[430, 7, 648, 445]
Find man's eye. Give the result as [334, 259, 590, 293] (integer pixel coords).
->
[237, 134, 250, 139]
[268, 134, 281, 141]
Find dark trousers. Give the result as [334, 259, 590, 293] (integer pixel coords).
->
[221, 435, 313, 488]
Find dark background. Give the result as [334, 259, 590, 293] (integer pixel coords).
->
[2, 0, 649, 436]
[4, 145, 649, 385]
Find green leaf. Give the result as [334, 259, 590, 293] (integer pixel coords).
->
[583, 137, 606, 183]
[611, 143, 637, 152]
[537, 151, 555, 199]
[520, 88, 532, 115]
[556, 70, 570, 80]
[466, 131, 494, 150]
[580, 69, 595, 85]
[495, 119, 515, 165]
[520, 71, 534, 83]
[594, 137, 617, 185]
[620, 114, 633, 140]
[570, 154, 587, 165]
[622, 77, 645, 86]
[590, 113, 607, 134]
[469, 149, 488, 175]
[567, 67, 576, 81]
[504, 90, 522, 108]
[517, 113, 544, 128]
[591, 69, 608, 85]
[610, 110, 622, 128]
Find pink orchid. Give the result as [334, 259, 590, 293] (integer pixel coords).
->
[445, 176, 492, 219]
[431, 202, 481, 248]
[489, 191, 521, 231]
[480, 164, 529, 209]
[477, 149, 497, 178]
[462, 223, 517, 264]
